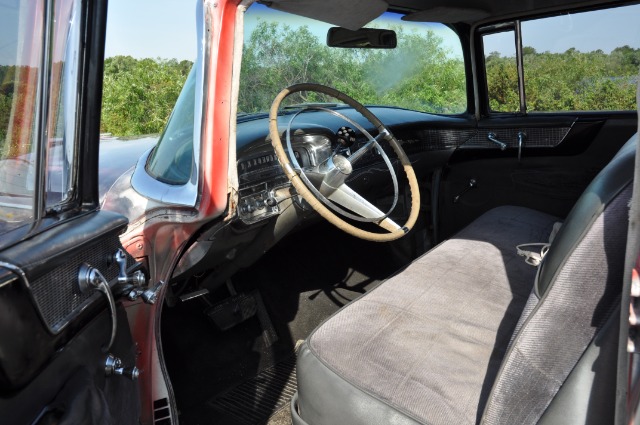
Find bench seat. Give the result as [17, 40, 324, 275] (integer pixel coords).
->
[297, 206, 559, 425]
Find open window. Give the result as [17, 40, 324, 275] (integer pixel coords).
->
[480, 3, 640, 115]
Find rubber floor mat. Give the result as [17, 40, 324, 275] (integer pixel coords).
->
[209, 356, 297, 425]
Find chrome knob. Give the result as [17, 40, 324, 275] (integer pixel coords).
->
[115, 249, 147, 286]
[141, 281, 163, 304]
[105, 354, 140, 381]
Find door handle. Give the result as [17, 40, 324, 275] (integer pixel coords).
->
[78, 264, 117, 352]
[517, 131, 526, 163]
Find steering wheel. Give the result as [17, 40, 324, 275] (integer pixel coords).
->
[269, 83, 420, 242]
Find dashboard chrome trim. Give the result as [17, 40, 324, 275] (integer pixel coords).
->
[131, 149, 199, 206]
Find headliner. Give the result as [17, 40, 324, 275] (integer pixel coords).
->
[264, 0, 632, 28]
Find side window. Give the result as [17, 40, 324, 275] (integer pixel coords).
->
[0, 1, 45, 233]
[483, 30, 519, 113]
[46, 0, 81, 206]
[483, 4, 640, 113]
[0, 0, 81, 237]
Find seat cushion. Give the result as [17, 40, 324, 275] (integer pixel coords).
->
[297, 205, 559, 425]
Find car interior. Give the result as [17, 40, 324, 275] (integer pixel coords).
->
[0, 0, 639, 424]
[154, 1, 640, 425]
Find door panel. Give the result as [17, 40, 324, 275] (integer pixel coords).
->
[439, 114, 637, 239]
[0, 211, 141, 424]
[0, 307, 139, 425]
[0, 0, 137, 422]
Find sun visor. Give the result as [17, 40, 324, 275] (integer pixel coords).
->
[402, 7, 489, 23]
[265, 0, 388, 31]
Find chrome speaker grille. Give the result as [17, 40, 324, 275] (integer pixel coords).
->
[460, 127, 571, 149]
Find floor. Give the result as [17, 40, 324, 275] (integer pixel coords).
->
[161, 222, 411, 425]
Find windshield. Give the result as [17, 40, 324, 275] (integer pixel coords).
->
[239, 4, 466, 115]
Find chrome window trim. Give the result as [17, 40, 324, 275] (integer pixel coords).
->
[131, 148, 199, 205]
[59, 0, 83, 206]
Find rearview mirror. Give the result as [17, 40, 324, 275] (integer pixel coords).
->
[327, 27, 397, 49]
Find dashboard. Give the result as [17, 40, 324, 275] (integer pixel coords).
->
[170, 105, 475, 285]
[234, 106, 472, 225]
[105, 103, 601, 294]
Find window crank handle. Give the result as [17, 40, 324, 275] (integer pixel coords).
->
[78, 264, 117, 352]
[487, 132, 507, 150]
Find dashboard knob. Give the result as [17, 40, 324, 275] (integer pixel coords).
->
[336, 126, 356, 147]
[265, 197, 277, 207]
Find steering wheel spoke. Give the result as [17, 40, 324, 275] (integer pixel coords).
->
[326, 184, 401, 232]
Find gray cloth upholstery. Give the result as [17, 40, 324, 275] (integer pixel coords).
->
[299, 206, 559, 425]
[537, 306, 619, 425]
[483, 185, 630, 424]
[297, 134, 636, 425]
[481, 157, 635, 423]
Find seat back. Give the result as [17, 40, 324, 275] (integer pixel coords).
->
[481, 134, 637, 425]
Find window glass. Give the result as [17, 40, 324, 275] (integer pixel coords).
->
[240, 4, 466, 114]
[483, 30, 519, 113]
[483, 5, 640, 114]
[521, 5, 640, 112]
[0, 0, 44, 234]
[0, 0, 81, 237]
[46, 0, 81, 207]
[145, 66, 195, 185]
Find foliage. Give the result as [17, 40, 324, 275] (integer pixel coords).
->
[1, 26, 639, 141]
[239, 22, 466, 114]
[0, 65, 39, 157]
[486, 46, 640, 112]
[100, 56, 192, 136]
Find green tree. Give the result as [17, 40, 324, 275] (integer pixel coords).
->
[487, 47, 637, 112]
[101, 56, 192, 136]
[238, 21, 466, 114]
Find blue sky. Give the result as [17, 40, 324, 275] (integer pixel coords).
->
[105, 0, 197, 60]
[1, 0, 638, 65]
[102, 1, 639, 60]
[487, 4, 640, 56]
[104, 1, 464, 60]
